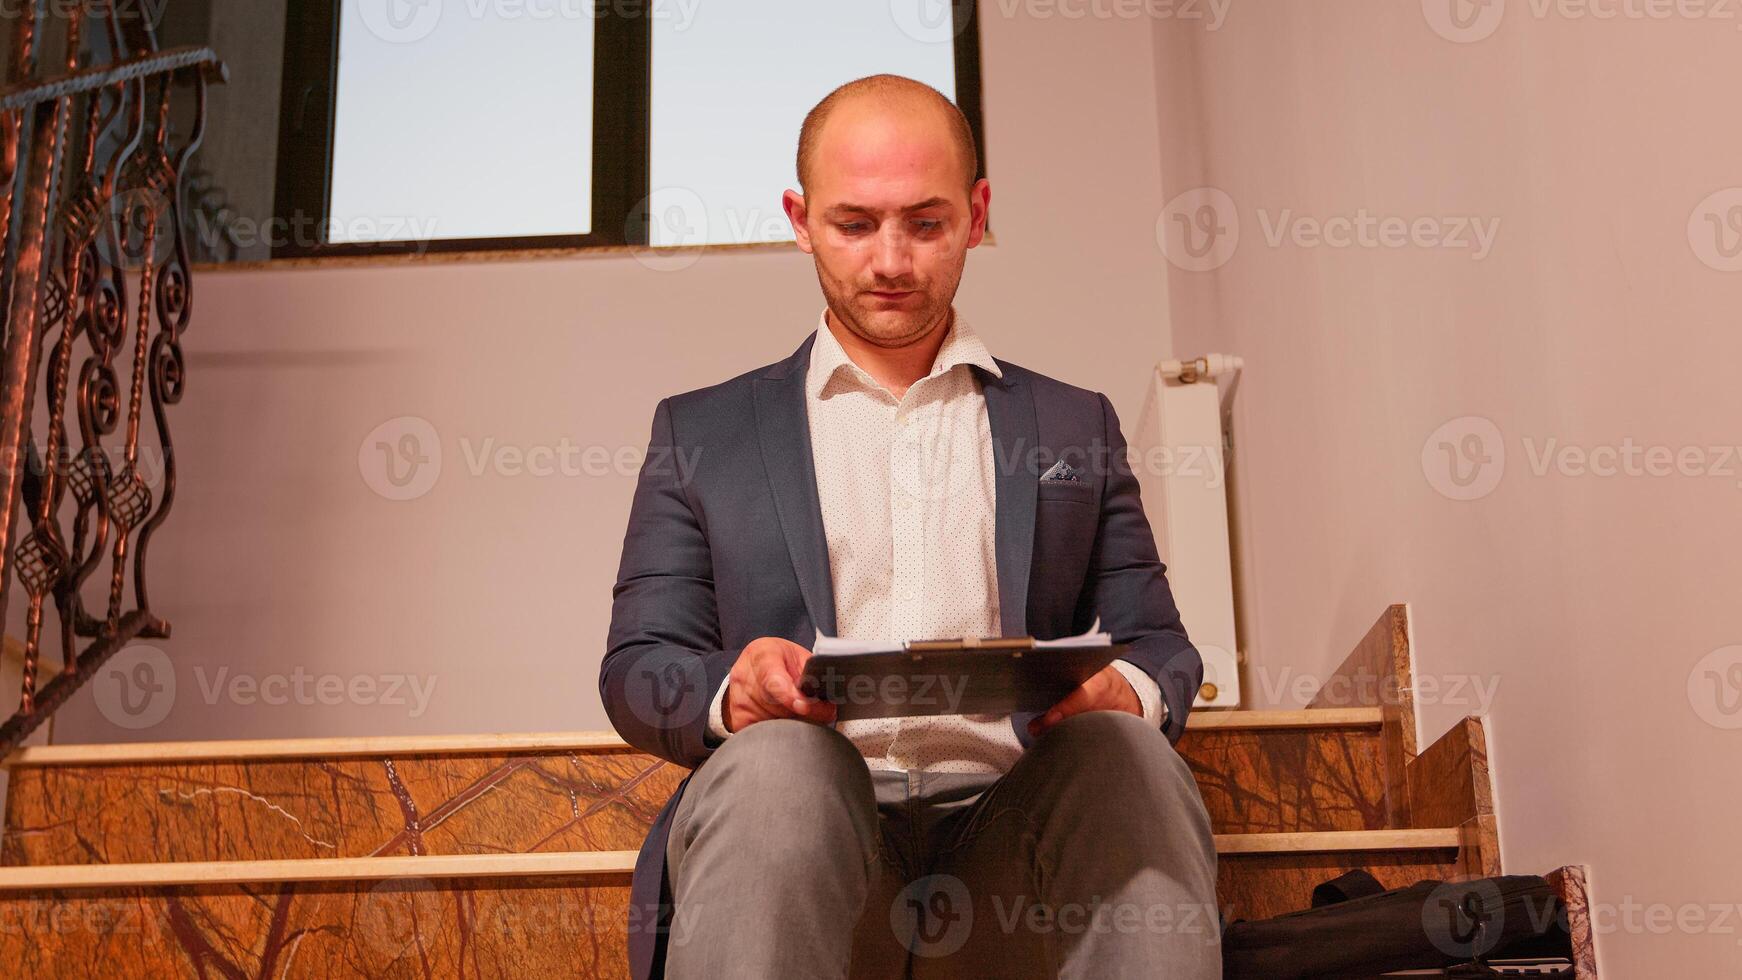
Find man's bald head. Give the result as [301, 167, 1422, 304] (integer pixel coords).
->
[796, 74, 978, 198]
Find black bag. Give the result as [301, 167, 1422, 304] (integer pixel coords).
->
[1222, 871, 1571, 979]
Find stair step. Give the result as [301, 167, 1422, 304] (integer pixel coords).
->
[0, 829, 1461, 892]
[0, 708, 1388, 873]
[0, 829, 1474, 975]
[0, 708, 1382, 766]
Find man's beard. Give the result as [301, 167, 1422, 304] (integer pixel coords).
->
[817, 266, 960, 350]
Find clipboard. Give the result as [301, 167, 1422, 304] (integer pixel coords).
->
[798, 635, 1129, 722]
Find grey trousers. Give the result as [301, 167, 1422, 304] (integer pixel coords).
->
[663, 711, 1222, 979]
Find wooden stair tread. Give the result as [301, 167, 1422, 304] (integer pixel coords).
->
[0, 709, 1383, 767]
[0, 829, 1461, 891]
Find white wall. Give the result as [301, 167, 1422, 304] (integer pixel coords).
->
[1153, 3, 1742, 975]
[49, 11, 1177, 744]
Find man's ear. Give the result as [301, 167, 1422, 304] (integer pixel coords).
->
[783, 189, 814, 253]
[966, 178, 991, 249]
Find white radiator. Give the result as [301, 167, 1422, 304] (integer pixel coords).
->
[1131, 355, 1243, 708]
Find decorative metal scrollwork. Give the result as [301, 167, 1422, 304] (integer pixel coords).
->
[0, 2, 225, 751]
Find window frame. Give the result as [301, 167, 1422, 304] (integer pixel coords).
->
[272, 1, 985, 261]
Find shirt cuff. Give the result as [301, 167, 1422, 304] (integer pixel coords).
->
[705, 678, 732, 743]
[1111, 659, 1164, 726]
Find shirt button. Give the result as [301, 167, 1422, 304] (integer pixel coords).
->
[896, 496, 912, 511]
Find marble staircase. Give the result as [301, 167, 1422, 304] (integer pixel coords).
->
[0, 605, 1596, 977]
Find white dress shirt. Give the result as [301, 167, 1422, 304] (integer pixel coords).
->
[709, 307, 1160, 773]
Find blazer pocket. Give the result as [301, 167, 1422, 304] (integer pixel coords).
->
[1036, 479, 1097, 504]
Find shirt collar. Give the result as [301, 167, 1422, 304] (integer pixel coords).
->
[805, 307, 1002, 401]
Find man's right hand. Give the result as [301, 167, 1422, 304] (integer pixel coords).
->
[723, 637, 838, 733]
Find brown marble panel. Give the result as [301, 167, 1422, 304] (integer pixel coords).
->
[1176, 726, 1389, 833]
[3, 751, 683, 867]
[0, 852, 1495, 977]
[1216, 849, 1463, 922]
[1407, 716, 1493, 830]
[0, 876, 636, 978]
[1309, 604, 1418, 828]
[7, 730, 1393, 864]
[1545, 864, 1599, 979]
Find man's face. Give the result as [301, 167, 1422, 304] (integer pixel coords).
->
[784, 102, 990, 348]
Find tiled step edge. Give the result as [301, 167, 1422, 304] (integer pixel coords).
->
[0, 829, 1460, 892]
[1, 709, 1384, 768]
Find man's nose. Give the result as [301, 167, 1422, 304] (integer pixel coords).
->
[870, 224, 915, 281]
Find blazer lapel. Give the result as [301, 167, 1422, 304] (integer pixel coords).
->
[752, 333, 839, 638]
[980, 364, 1037, 638]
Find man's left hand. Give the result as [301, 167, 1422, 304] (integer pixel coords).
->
[1027, 664, 1143, 738]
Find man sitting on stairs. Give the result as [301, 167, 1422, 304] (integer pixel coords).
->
[602, 73, 1219, 980]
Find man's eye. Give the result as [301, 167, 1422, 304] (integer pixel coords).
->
[914, 220, 942, 232]
[839, 222, 868, 233]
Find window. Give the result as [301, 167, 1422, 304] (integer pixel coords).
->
[271, 0, 984, 260]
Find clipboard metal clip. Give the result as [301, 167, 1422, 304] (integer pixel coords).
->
[903, 636, 1037, 653]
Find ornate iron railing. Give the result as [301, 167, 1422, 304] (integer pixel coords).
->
[0, 3, 224, 753]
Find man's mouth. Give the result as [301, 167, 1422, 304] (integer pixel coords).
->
[867, 290, 916, 302]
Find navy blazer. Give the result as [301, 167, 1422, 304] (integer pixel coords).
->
[601, 330, 1202, 978]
